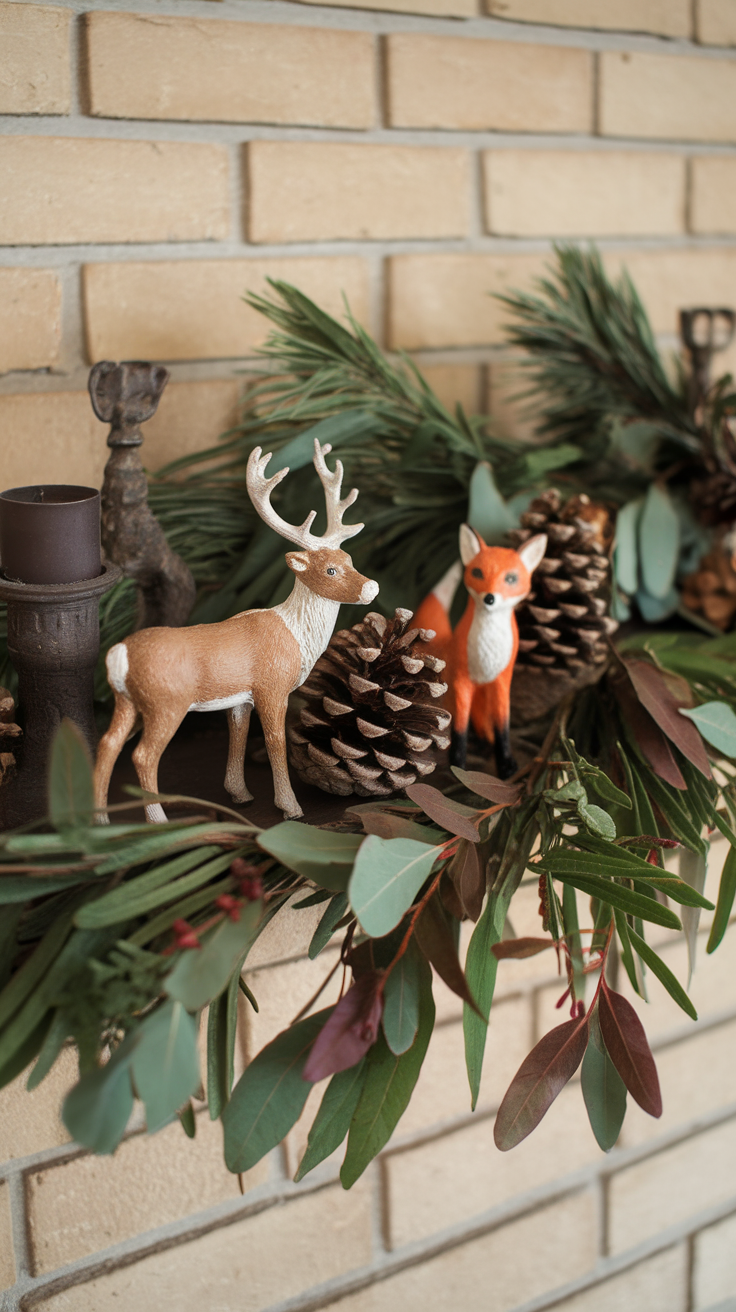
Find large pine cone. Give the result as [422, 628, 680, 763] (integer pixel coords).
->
[288, 609, 451, 797]
[508, 491, 618, 723]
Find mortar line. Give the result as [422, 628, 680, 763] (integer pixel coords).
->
[3, 0, 734, 58]
[7, 1172, 31, 1283]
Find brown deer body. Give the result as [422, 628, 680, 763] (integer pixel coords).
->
[94, 441, 378, 821]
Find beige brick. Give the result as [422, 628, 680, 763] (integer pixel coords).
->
[83, 257, 370, 363]
[0, 1046, 77, 1163]
[609, 1116, 736, 1253]
[606, 247, 736, 338]
[486, 357, 540, 443]
[247, 143, 470, 243]
[246, 893, 329, 972]
[328, 1189, 597, 1312]
[697, 0, 736, 46]
[387, 34, 592, 132]
[36, 1180, 373, 1311]
[691, 156, 736, 233]
[0, 138, 230, 247]
[0, 1181, 15, 1292]
[86, 13, 375, 128]
[550, 1246, 688, 1312]
[621, 1018, 736, 1148]
[0, 2, 71, 114]
[141, 379, 242, 470]
[693, 1210, 736, 1309]
[242, 951, 343, 1062]
[399, 997, 532, 1136]
[600, 50, 736, 143]
[28, 1115, 267, 1274]
[485, 150, 685, 238]
[417, 363, 483, 416]
[487, 0, 691, 37]
[301, 0, 475, 14]
[0, 268, 61, 372]
[385, 1080, 599, 1247]
[389, 253, 546, 350]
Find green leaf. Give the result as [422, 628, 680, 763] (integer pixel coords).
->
[381, 941, 422, 1056]
[535, 864, 682, 930]
[294, 1060, 367, 1182]
[349, 836, 443, 938]
[627, 924, 697, 1021]
[27, 1011, 70, 1091]
[581, 1012, 627, 1152]
[613, 498, 642, 595]
[678, 847, 707, 985]
[131, 1000, 200, 1133]
[258, 823, 363, 891]
[707, 843, 736, 954]
[463, 887, 510, 1109]
[91, 824, 235, 878]
[207, 983, 235, 1120]
[309, 893, 349, 960]
[166, 900, 262, 1010]
[74, 845, 221, 927]
[680, 701, 736, 758]
[638, 483, 679, 600]
[48, 719, 94, 832]
[223, 1009, 331, 1174]
[178, 1101, 197, 1138]
[578, 800, 616, 839]
[0, 1012, 53, 1091]
[62, 1045, 134, 1154]
[341, 959, 434, 1188]
[467, 460, 517, 545]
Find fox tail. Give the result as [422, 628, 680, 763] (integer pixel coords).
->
[414, 559, 462, 655]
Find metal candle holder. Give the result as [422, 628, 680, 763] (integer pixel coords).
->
[0, 480, 122, 828]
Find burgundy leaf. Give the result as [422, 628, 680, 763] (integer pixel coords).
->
[451, 839, 485, 923]
[492, 937, 555, 960]
[357, 811, 433, 841]
[626, 659, 712, 780]
[612, 669, 686, 789]
[405, 783, 481, 843]
[414, 893, 482, 1016]
[303, 972, 383, 1083]
[450, 767, 523, 805]
[598, 983, 662, 1117]
[618, 835, 681, 850]
[494, 1015, 589, 1150]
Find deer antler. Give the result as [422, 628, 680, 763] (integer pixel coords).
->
[246, 440, 363, 551]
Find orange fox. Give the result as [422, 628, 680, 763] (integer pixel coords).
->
[415, 526, 547, 778]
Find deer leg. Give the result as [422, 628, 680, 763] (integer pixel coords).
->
[258, 696, 303, 819]
[132, 707, 186, 823]
[94, 694, 138, 824]
[224, 703, 253, 804]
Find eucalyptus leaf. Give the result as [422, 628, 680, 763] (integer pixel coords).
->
[131, 1000, 201, 1133]
[613, 498, 642, 596]
[349, 836, 444, 938]
[166, 901, 262, 1010]
[463, 887, 509, 1109]
[223, 1008, 332, 1174]
[258, 823, 362, 891]
[294, 1060, 367, 1182]
[680, 701, 736, 758]
[639, 483, 679, 600]
[62, 1044, 135, 1154]
[382, 940, 422, 1055]
[48, 720, 94, 832]
[581, 1012, 627, 1152]
[707, 843, 736, 954]
[467, 460, 517, 545]
[309, 893, 349, 959]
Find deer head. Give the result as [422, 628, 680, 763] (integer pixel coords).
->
[247, 439, 379, 605]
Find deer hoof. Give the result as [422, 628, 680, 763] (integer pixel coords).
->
[280, 801, 304, 820]
[227, 787, 254, 805]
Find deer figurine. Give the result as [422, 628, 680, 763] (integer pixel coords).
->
[93, 439, 379, 822]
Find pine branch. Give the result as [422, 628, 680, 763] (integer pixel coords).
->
[499, 246, 699, 456]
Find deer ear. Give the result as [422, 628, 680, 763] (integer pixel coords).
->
[286, 551, 309, 574]
[459, 524, 484, 566]
[518, 534, 547, 574]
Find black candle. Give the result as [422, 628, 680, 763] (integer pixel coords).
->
[0, 485, 101, 585]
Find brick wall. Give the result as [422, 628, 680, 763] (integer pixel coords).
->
[3, 1, 736, 1309]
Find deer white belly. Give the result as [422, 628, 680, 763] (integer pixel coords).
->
[467, 605, 514, 684]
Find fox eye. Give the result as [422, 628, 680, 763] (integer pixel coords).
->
[505, 572, 518, 585]
[326, 567, 337, 576]
[471, 567, 483, 579]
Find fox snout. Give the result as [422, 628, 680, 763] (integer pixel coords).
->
[484, 593, 495, 607]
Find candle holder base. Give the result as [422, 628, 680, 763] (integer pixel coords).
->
[0, 563, 122, 829]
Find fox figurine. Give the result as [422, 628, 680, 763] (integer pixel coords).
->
[415, 525, 547, 778]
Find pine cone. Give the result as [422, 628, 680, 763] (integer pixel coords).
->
[0, 686, 21, 786]
[508, 491, 618, 723]
[681, 543, 736, 630]
[288, 609, 451, 797]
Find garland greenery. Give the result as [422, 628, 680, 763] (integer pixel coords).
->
[3, 246, 736, 1177]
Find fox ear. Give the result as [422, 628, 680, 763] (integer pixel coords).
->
[459, 524, 484, 566]
[518, 534, 547, 574]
